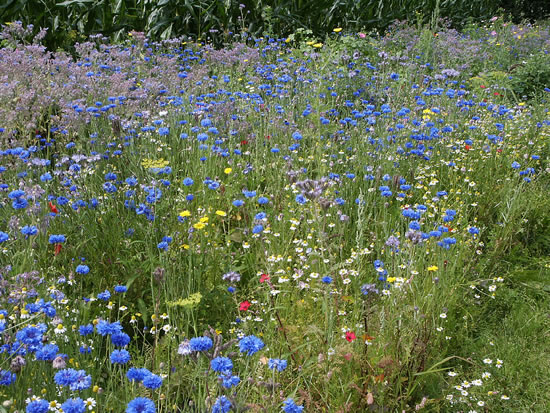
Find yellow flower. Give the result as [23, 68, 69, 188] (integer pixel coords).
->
[199, 216, 209, 223]
[193, 222, 205, 230]
[215, 210, 227, 217]
[179, 210, 191, 217]
[333, 28, 342, 33]
[427, 265, 438, 271]
[224, 167, 232, 174]
[313, 43, 323, 48]
[285, 38, 291, 43]
[387, 277, 396, 283]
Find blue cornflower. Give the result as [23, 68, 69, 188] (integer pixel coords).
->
[258, 197, 269, 205]
[511, 161, 520, 169]
[12, 198, 28, 209]
[97, 290, 111, 300]
[321, 276, 332, 284]
[126, 367, 151, 383]
[70, 370, 91, 391]
[212, 396, 232, 413]
[409, 221, 421, 230]
[103, 182, 117, 193]
[126, 397, 156, 413]
[252, 225, 264, 234]
[75, 265, 89, 275]
[105, 172, 117, 181]
[295, 194, 307, 205]
[211, 357, 233, 373]
[239, 335, 264, 356]
[232, 199, 244, 207]
[48, 234, 66, 244]
[268, 358, 288, 372]
[126, 177, 138, 186]
[54, 368, 79, 386]
[0, 232, 8, 243]
[255, 212, 267, 220]
[183, 177, 194, 186]
[468, 227, 480, 235]
[157, 241, 169, 251]
[242, 189, 256, 198]
[219, 373, 240, 388]
[79, 346, 91, 354]
[96, 320, 122, 336]
[16, 325, 44, 347]
[282, 398, 304, 413]
[114, 285, 128, 293]
[189, 336, 213, 352]
[111, 332, 131, 347]
[35, 344, 59, 361]
[143, 373, 162, 389]
[40, 172, 53, 182]
[0, 370, 15, 386]
[8, 190, 25, 199]
[26, 399, 50, 413]
[60, 398, 86, 413]
[21, 225, 38, 237]
[110, 349, 131, 364]
[79, 324, 94, 336]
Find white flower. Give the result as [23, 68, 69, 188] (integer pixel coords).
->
[85, 398, 96, 410]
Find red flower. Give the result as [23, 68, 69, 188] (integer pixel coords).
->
[345, 331, 356, 342]
[49, 202, 58, 214]
[260, 273, 270, 283]
[54, 244, 62, 256]
[464, 144, 471, 151]
[240, 140, 248, 145]
[239, 301, 250, 311]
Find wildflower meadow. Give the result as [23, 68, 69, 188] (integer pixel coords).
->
[0, 13, 549, 413]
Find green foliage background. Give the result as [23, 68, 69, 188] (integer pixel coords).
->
[1, 0, 550, 50]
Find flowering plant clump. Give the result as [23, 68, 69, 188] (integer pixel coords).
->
[0, 17, 547, 412]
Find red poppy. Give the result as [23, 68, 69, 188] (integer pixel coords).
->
[260, 273, 270, 283]
[239, 301, 250, 311]
[240, 140, 248, 145]
[465, 144, 471, 151]
[49, 202, 58, 214]
[345, 331, 356, 342]
[54, 244, 62, 256]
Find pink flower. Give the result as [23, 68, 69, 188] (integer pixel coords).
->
[358, 32, 366, 39]
[345, 331, 356, 342]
